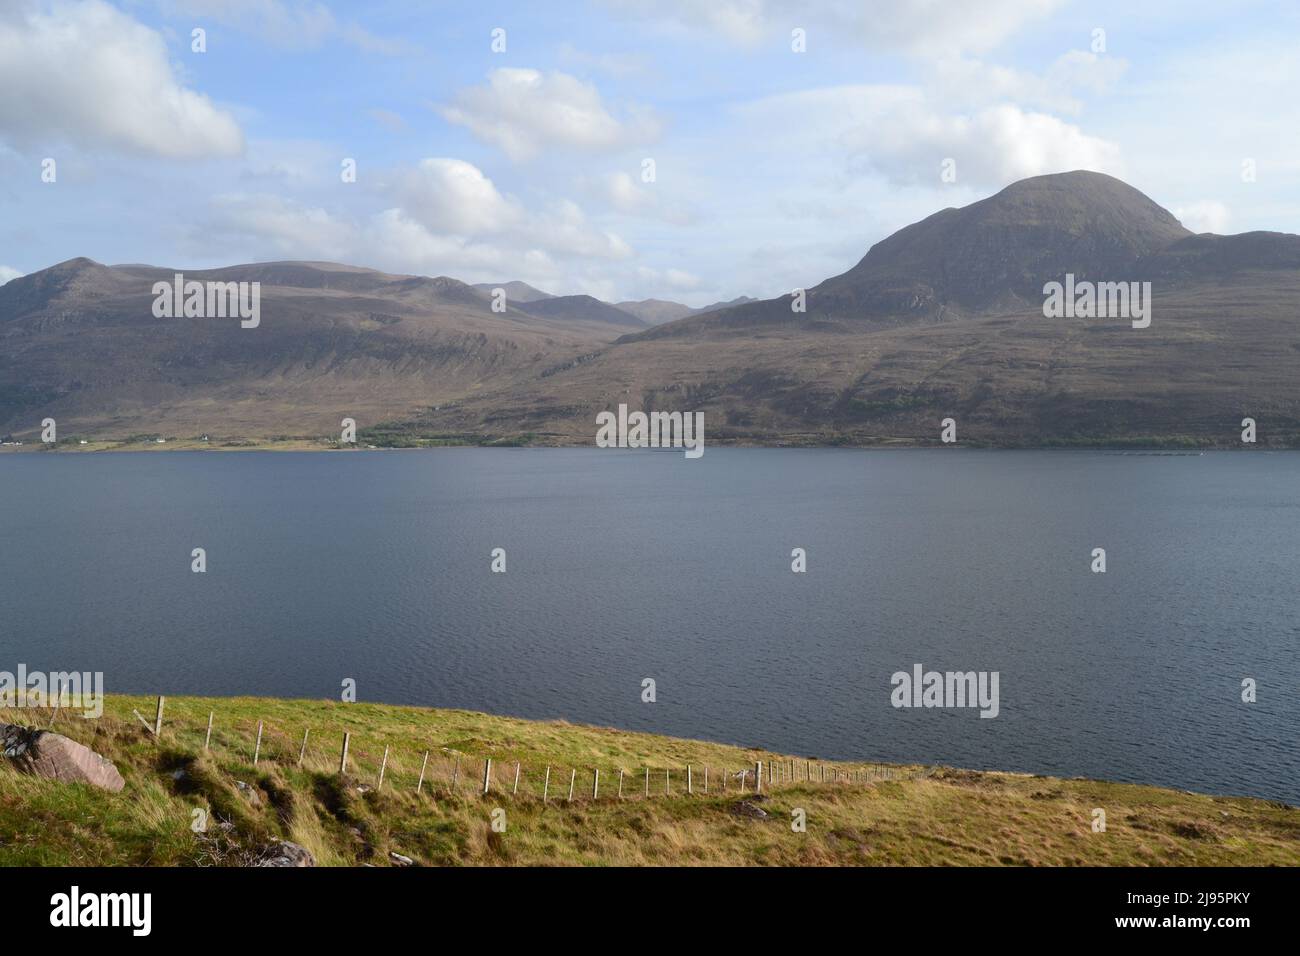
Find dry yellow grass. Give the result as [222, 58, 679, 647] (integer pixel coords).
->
[1, 695, 1296, 866]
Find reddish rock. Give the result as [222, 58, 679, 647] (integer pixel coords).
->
[1, 723, 125, 792]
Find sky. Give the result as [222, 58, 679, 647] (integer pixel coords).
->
[1, 0, 1298, 305]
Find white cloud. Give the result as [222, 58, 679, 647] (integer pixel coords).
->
[394, 158, 523, 235]
[439, 68, 662, 161]
[206, 194, 354, 260]
[599, 0, 1061, 55]
[848, 101, 1122, 190]
[160, 0, 411, 54]
[932, 51, 1128, 115]
[1173, 200, 1230, 234]
[0, 0, 243, 158]
[637, 265, 702, 291]
[368, 108, 406, 132]
[590, 171, 695, 224]
[0, 266, 23, 285]
[735, 85, 1121, 191]
[193, 158, 632, 286]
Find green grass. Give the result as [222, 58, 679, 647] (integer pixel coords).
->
[1, 695, 1296, 866]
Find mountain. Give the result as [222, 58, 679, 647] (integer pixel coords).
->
[616, 295, 759, 325]
[514, 294, 647, 329]
[614, 298, 694, 325]
[471, 280, 554, 303]
[392, 171, 1300, 447]
[0, 260, 628, 438]
[628, 171, 1197, 342]
[6, 171, 1300, 447]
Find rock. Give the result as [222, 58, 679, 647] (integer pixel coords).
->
[388, 851, 414, 867]
[1, 723, 124, 792]
[234, 780, 262, 806]
[730, 800, 768, 819]
[257, 841, 315, 867]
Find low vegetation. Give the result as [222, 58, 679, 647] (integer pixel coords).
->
[1, 695, 1296, 866]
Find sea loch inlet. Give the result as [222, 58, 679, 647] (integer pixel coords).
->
[1, 447, 1296, 805]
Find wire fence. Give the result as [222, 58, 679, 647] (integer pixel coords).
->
[110, 696, 931, 804]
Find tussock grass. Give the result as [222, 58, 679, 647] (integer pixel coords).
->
[1, 695, 1296, 866]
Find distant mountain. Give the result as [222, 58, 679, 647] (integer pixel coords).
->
[515, 294, 647, 329]
[8, 172, 1300, 447]
[400, 171, 1300, 447]
[692, 295, 756, 314]
[0, 259, 629, 438]
[614, 298, 694, 325]
[616, 295, 758, 325]
[471, 280, 554, 303]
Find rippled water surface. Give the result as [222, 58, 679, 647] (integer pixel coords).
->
[2, 448, 1296, 803]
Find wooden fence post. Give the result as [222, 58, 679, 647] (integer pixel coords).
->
[512, 761, 521, 796]
[298, 728, 309, 767]
[665, 768, 670, 795]
[378, 746, 389, 790]
[543, 765, 551, 803]
[153, 696, 165, 736]
[618, 768, 624, 798]
[252, 720, 263, 765]
[644, 766, 649, 797]
[339, 732, 350, 774]
[482, 758, 492, 794]
[204, 711, 214, 751]
[417, 750, 429, 794]
[567, 768, 576, 802]
[703, 766, 708, 794]
[592, 768, 600, 800]
[687, 764, 693, 795]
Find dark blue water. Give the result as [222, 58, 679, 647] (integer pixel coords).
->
[1, 448, 1296, 803]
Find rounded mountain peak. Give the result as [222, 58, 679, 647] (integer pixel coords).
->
[818, 170, 1191, 315]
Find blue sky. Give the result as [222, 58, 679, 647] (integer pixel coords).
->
[1, 0, 1298, 304]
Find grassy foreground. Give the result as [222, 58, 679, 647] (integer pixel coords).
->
[1, 695, 1296, 866]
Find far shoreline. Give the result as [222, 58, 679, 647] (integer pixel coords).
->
[0, 435, 1282, 454]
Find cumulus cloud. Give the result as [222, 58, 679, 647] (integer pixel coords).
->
[194, 158, 632, 285]
[847, 101, 1122, 190]
[394, 158, 524, 235]
[739, 85, 1120, 191]
[599, 0, 1061, 55]
[0, 266, 23, 285]
[439, 69, 662, 161]
[0, 0, 243, 158]
[1173, 200, 1230, 234]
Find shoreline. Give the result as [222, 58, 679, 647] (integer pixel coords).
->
[0, 437, 1284, 454]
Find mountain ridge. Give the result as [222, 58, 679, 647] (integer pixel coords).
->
[5, 171, 1300, 446]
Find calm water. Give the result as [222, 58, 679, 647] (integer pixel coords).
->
[1, 448, 1297, 803]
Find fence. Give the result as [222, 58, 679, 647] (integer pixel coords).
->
[26, 695, 930, 803]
